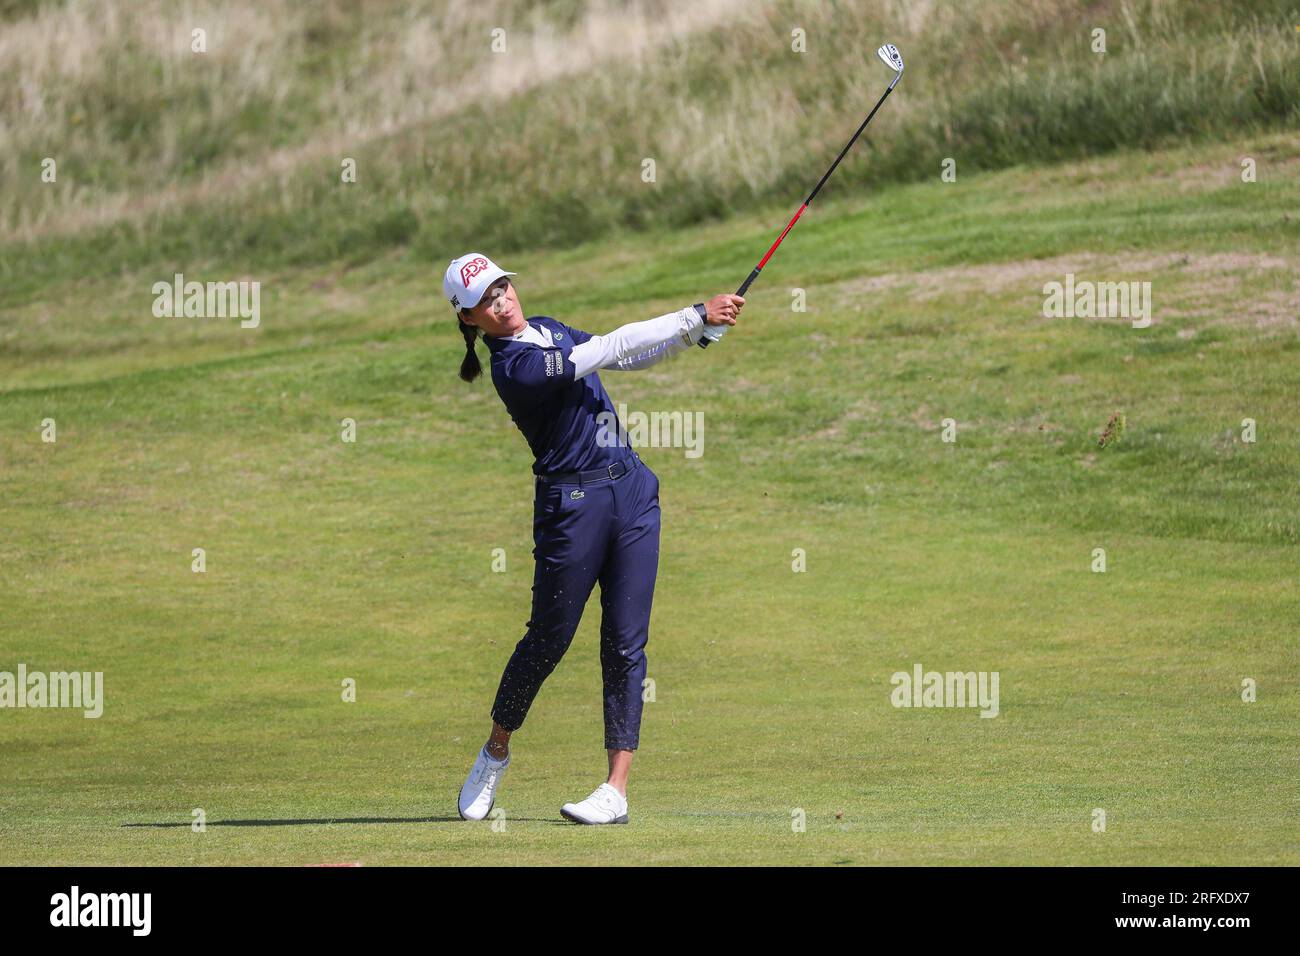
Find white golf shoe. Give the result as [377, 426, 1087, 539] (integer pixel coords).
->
[560, 783, 628, 825]
[457, 746, 509, 821]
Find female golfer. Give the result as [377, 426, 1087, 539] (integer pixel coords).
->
[447, 252, 742, 824]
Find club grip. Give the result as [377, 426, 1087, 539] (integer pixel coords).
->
[699, 267, 760, 349]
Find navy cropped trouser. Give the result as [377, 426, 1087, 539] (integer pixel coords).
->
[490, 456, 660, 751]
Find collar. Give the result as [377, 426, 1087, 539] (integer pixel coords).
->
[484, 318, 553, 354]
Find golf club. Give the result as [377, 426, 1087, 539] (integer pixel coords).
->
[700, 42, 905, 348]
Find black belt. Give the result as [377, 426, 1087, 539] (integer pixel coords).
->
[536, 454, 640, 486]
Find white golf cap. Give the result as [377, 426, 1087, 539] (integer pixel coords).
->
[443, 252, 516, 312]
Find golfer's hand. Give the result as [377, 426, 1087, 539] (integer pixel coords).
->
[704, 294, 744, 326]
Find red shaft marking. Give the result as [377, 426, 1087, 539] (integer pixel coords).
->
[757, 203, 808, 270]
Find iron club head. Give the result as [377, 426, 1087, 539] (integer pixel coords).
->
[877, 43, 904, 75]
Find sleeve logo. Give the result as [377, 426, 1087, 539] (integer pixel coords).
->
[544, 349, 563, 377]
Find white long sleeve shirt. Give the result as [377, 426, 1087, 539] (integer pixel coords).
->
[499, 306, 706, 378]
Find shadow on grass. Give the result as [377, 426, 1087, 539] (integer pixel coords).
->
[123, 815, 569, 828]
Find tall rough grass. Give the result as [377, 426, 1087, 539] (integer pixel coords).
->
[0, 0, 1297, 300]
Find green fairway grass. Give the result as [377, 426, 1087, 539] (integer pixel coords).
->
[1, 133, 1298, 865]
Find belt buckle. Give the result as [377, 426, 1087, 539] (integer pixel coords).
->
[607, 462, 620, 480]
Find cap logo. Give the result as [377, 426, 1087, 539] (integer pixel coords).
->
[460, 256, 491, 288]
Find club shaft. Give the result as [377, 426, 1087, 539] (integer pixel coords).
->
[748, 84, 894, 287]
[705, 81, 897, 345]
[737, 202, 807, 296]
[805, 84, 894, 207]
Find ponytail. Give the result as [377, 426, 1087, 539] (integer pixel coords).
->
[458, 316, 482, 382]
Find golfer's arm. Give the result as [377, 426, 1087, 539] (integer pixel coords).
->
[569, 307, 705, 378]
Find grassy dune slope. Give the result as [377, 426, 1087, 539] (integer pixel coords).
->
[1, 0, 1297, 298]
[1, 129, 1296, 863]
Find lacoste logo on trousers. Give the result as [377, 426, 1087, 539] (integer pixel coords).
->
[570, 489, 584, 499]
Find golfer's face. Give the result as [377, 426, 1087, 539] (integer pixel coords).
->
[466, 277, 523, 335]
